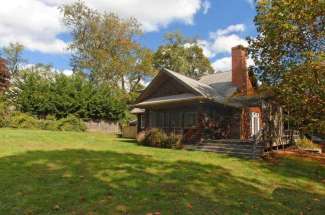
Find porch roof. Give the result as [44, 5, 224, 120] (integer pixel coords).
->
[130, 108, 145, 114]
[133, 93, 205, 108]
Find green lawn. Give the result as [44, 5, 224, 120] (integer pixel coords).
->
[0, 129, 324, 215]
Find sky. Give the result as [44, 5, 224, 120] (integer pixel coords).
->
[0, 0, 257, 75]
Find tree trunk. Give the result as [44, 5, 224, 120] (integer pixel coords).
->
[262, 101, 284, 150]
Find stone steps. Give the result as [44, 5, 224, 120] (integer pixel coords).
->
[184, 139, 266, 159]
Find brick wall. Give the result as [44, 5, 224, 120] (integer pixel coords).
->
[231, 45, 262, 139]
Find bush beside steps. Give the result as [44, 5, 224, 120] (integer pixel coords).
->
[137, 129, 183, 149]
[295, 137, 322, 154]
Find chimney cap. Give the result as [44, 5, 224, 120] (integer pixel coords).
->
[231, 45, 247, 51]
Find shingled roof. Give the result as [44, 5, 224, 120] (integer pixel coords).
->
[199, 71, 237, 98]
[134, 68, 243, 108]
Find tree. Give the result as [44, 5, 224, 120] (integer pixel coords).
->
[248, 0, 325, 134]
[0, 58, 10, 92]
[2, 42, 25, 77]
[153, 32, 213, 80]
[60, 1, 156, 92]
[7, 66, 128, 121]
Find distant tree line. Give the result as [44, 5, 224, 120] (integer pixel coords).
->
[6, 65, 128, 121]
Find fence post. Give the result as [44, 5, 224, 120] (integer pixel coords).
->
[252, 137, 257, 159]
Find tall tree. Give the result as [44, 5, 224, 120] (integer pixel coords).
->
[2, 42, 25, 77]
[0, 58, 10, 92]
[60, 1, 156, 91]
[248, 0, 325, 134]
[153, 32, 214, 80]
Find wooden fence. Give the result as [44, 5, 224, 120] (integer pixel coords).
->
[121, 126, 137, 139]
[85, 120, 120, 134]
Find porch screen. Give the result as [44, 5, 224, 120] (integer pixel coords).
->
[184, 112, 197, 128]
[170, 112, 182, 128]
[149, 111, 157, 128]
[149, 111, 196, 129]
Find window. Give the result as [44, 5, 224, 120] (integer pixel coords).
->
[250, 112, 260, 136]
[140, 114, 145, 129]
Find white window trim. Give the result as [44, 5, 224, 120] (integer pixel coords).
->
[250, 112, 260, 136]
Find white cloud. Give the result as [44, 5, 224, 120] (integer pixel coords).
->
[198, 24, 248, 58]
[23, 63, 74, 76]
[212, 57, 231, 72]
[212, 56, 255, 72]
[202, 0, 211, 14]
[246, 0, 255, 7]
[210, 24, 245, 37]
[211, 34, 248, 54]
[62, 69, 73, 76]
[0, 0, 67, 54]
[0, 0, 208, 54]
[197, 40, 214, 58]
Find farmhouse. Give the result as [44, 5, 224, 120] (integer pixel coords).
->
[133, 45, 265, 145]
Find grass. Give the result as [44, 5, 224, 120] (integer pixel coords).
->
[0, 129, 324, 215]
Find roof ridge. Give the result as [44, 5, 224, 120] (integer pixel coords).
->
[163, 68, 215, 97]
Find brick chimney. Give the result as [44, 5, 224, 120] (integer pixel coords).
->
[231, 45, 251, 95]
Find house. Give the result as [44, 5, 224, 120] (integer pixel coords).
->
[132, 45, 263, 144]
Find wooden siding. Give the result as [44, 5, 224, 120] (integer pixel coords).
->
[136, 71, 200, 103]
[145, 77, 192, 100]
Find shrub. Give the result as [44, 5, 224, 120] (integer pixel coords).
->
[136, 131, 146, 144]
[9, 112, 39, 129]
[4, 110, 86, 132]
[140, 129, 183, 149]
[142, 129, 167, 147]
[39, 119, 58, 131]
[56, 115, 87, 132]
[169, 133, 183, 149]
[0, 99, 10, 127]
[296, 137, 321, 151]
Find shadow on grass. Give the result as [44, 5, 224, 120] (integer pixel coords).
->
[118, 138, 138, 144]
[260, 155, 325, 183]
[0, 149, 324, 215]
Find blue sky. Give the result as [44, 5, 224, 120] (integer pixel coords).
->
[0, 0, 257, 74]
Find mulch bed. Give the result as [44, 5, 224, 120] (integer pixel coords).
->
[267, 147, 325, 165]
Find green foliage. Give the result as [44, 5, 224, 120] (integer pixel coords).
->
[7, 67, 128, 121]
[9, 112, 39, 129]
[56, 115, 86, 132]
[153, 32, 214, 80]
[60, 1, 156, 92]
[0, 97, 10, 127]
[3, 110, 86, 132]
[39, 119, 58, 131]
[140, 129, 182, 149]
[2, 42, 25, 77]
[248, 0, 325, 134]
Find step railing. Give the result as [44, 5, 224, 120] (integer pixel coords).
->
[251, 129, 265, 159]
